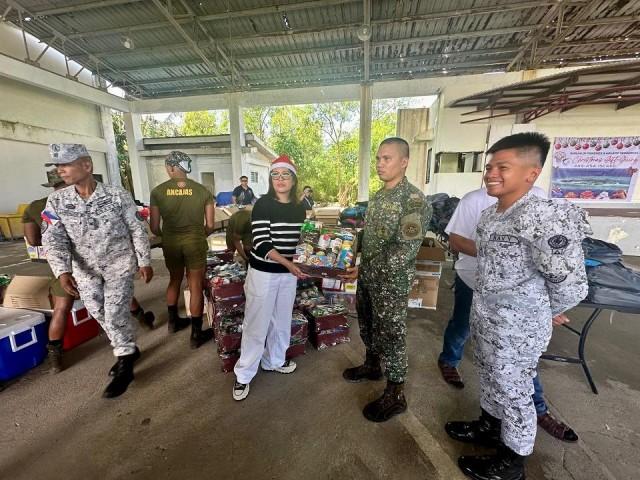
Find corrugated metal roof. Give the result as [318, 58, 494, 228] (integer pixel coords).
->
[2, 0, 639, 98]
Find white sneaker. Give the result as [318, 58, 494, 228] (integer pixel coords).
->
[233, 380, 250, 401]
[263, 360, 297, 374]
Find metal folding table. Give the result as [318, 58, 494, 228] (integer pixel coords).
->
[541, 301, 640, 394]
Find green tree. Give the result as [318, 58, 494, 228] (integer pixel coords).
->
[112, 111, 134, 194]
[141, 113, 181, 138]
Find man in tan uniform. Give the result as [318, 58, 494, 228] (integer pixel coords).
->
[150, 151, 216, 348]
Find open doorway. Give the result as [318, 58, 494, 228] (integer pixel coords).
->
[201, 172, 216, 195]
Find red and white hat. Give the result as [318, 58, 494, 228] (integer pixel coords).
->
[271, 154, 297, 175]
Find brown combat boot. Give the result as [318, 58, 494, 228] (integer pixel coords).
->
[362, 380, 408, 422]
[343, 351, 384, 383]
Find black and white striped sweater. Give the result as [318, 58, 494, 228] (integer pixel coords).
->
[249, 195, 306, 273]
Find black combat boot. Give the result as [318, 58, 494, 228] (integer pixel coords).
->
[190, 316, 214, 349]
[109, 346, 140, 376]
[343, 351, 384, 382]
[131, 306, 155, 329]
[46, 341, 63, 374]
[362, 380, 408, 422]
[445, 409, 502, 447]
[167, 305, 190, 333]
[103, 351, 136, 398]
[458, 444, 526, 480]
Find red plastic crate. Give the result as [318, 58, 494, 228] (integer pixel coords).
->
[62, 303, 100, 351]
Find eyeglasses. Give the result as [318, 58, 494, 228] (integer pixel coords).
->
[270, 171, 293, 180]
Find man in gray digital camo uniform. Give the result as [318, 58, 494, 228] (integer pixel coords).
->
[342, 137, 432, 423]
[42, 144, 153, 399]
[445, 133, 591, 480]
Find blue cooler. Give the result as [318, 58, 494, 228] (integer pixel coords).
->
[0, 307, 48, 381]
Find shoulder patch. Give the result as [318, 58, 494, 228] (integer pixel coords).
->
[400, 212, 423, 240]
[548, 235, 569, 250]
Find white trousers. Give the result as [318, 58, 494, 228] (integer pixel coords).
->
[234, 267, 297, 384]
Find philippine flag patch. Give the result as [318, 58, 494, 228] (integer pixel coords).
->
[41, 210, 60, 225]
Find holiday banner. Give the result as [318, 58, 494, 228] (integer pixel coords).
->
[551, 137, 640, 201]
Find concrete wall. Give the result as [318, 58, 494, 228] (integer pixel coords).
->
[143, 150, 270, 198]
[0, 23, 107, 213]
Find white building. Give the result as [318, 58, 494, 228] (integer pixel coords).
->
[140, 134, 275, 201]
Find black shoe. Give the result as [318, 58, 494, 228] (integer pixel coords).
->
[458, 445, 526, 480]
[46, 342, 63, 374]
[445, 409, 501, 447]
[168, 306, 190, 333]
[343, 351, 383, 383]
[362, 380, 407, 422]
[132, 307, 155, 330]
[103, 352, 136, 398]
[109, 347, 140, 376]
[190, 317, 214, 349]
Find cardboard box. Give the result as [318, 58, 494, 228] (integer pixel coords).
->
[2, 276, 53, 311]
[408, 275, 440, 310]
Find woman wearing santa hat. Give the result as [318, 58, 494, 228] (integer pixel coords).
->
[233, 154, 307, 401]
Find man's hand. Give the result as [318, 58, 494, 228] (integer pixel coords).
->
[340, 265, 359, 281]
[139, 266, 154, 283]
[59, 273, 80, 298]
[552, 313, 570, 327]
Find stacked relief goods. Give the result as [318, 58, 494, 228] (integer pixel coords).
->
[207, 253, 311, 373]
[206, 253, 246, 373]
[293, 220, 357, 278]
[295, 286, 350, 350]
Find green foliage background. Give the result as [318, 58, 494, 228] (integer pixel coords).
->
[114, 99, 410, 205]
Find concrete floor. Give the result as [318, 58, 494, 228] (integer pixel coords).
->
[1, 240, 639, 480]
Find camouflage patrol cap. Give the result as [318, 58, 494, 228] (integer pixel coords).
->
[45, 144, 91, 166]
[165, 150, 192, 173]
[41, 168, 66, 188]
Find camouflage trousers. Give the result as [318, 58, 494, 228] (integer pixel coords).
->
[75, 265, 137, 357]
[356, 280, 409, 383]
[473, 333, 540, 456]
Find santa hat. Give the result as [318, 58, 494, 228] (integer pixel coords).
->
[271, 154, 297, 175]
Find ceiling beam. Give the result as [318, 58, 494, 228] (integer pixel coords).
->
[120, 52, 518, 86]
[506, 1, 563, 71]
[32, 0, 142, 16]
[560, 74, 640, 112]
[42, 0, 550, 41]
[149, 0, 230, 88]
[0, 52, 130, 111]
[6, 0, 147, 96]
[70, 24, 536, 61]
[616, 98, 640, 109]
[531, 0, 604, 68]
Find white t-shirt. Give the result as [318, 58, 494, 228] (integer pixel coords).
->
[444, 186, 547, 290]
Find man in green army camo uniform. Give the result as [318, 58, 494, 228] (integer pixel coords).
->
[342, 137, 432, 422]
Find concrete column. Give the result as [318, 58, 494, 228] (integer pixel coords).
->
[357, 83, 372, 202]
[123, 112, 150, 203]
[228, 93, 246, 182]
[98, 106, 122, 187]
